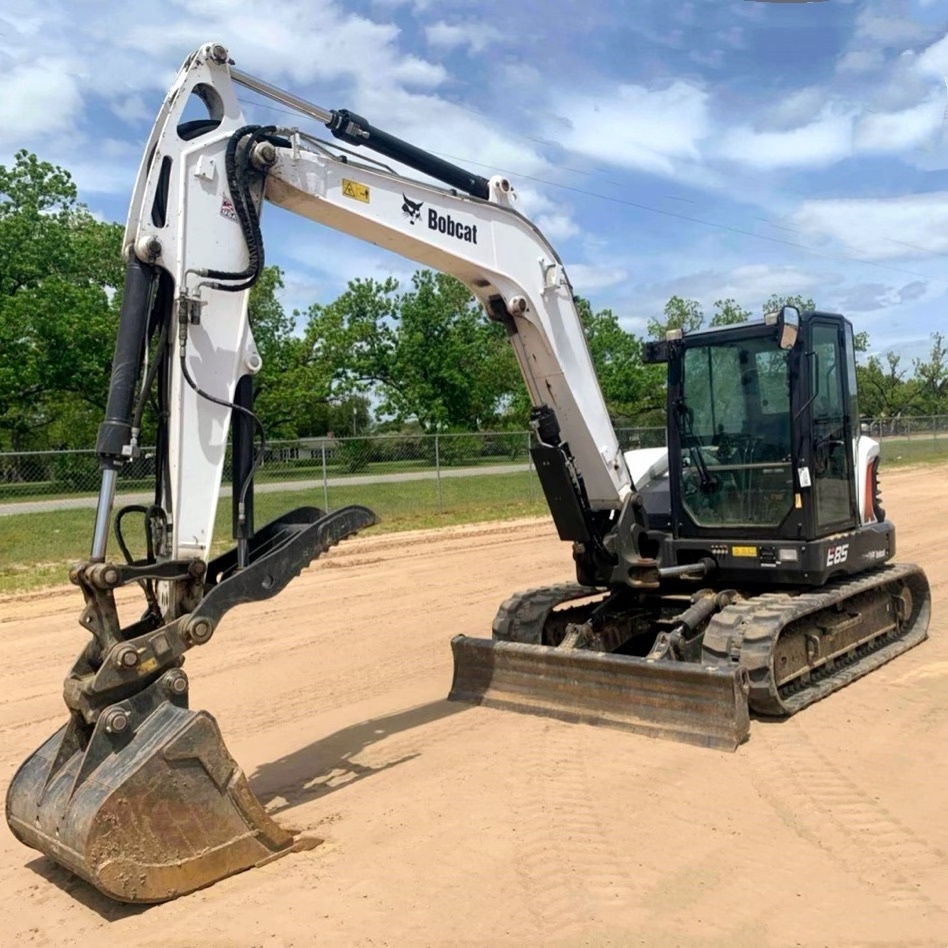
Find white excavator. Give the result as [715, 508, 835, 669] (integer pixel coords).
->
[6, 43, 930, 904]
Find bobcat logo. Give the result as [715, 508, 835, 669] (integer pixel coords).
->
[402, 194, 423, 224]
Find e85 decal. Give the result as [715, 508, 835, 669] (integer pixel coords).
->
[826, 544, 849, 567]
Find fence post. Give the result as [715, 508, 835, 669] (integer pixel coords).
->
[321, 443, 329, 511]
[526, 431, 534, 501]
[434, 433, 443, 513]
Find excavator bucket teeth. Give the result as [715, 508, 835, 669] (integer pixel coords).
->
[6, 702, 296, 904]
[448, 636, 751, 751]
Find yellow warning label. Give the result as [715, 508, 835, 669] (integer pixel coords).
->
[731, 546, 757, 557]
[341, 179, 370, 203]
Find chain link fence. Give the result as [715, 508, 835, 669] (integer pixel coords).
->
[1, 418, 944, 517]
[0, 427, 663, 517]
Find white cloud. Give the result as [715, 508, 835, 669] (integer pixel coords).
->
[790, 193, 948, 261]
[549, 80, 712, 177]
[535, 212, 580, 242]
[715, 110, 854, 170]
[833, 280, 933, 314]
[278, 223, 418, 291]
[111, 94, 153, 125]
[513, 186, 580, 242]
[661, 264, 833, 306]
[917, 32, 948, 78]
[762, 87, 828, 130]
[0, 60, 82, 147]
[854, 95, 944, 152]
[424, 21, 504, 54]
[837, 49, 885, 74]
[853, 12, 930, 48]
[565, 264, 629, 293]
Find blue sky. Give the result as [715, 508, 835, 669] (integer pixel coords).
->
[2, 0, 947, 363]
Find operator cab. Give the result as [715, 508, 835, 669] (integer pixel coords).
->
[641, 307, 892, 584]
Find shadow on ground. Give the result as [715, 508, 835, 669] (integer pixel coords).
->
[17, 699, 469, 915]
[250, 698, 469, 813]
[25, 856, 152, 920]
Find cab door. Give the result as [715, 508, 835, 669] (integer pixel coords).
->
[807, 319, 858, 534]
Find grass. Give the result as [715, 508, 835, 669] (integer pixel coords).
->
[3, 437, 947, 596]
[877, 438, 948, 467]
[0, 454, 527, 504]
[0, 471, 547, 595]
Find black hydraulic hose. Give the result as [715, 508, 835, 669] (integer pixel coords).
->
[231, 373, 256, 547]
[130, 317, 169, 435]
[203, 125, 288, 292]
[114, 503, 162, 617]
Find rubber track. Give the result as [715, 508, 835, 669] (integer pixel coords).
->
[701, 562, 930, 717]
[492, 584, 605, 644]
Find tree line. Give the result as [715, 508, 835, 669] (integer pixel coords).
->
[1, 150, 944, 454]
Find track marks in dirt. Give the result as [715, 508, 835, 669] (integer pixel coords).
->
[501, 721, 666, 941]
[749, 719, 948, 912]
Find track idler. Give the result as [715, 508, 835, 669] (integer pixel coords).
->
[6, 504, 377, 903]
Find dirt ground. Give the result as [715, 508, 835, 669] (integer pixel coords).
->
[1, 466, 946, 948]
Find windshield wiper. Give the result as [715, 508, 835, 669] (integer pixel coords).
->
[674, 399, 717, 493]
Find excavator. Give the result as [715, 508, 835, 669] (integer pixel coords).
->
[6, 42, 931, 904]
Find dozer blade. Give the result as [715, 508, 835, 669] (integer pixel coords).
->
[448, 636, 751, 751]
[6, 693, 300, 904]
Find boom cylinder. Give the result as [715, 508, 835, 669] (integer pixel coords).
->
[95, 255, 157, 469]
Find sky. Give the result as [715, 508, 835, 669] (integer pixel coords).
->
[2, 0, 948, 363]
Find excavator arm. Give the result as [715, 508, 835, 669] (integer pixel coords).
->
[114, 43, 633, 571]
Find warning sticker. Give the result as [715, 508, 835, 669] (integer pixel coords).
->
[731, 546, 757, 557]
[341, 178, 370, 203]
[220, 196, 238, 221]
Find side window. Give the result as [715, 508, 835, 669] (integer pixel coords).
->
[810, 323, 853, 530]
[812, 330, 842, 418]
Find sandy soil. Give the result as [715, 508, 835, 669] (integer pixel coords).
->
[1, 466, 946, 947]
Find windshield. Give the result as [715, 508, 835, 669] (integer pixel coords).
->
[679, 336, 793, 528]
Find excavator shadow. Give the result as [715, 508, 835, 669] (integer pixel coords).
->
[249, 698, 469, 815]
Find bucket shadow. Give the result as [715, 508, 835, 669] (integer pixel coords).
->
[24, 856, 152, 919]
[250, 698, 468, 813]
[19, 699, 469, 915]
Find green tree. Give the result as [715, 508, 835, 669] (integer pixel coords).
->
[647, 295, 704, 339]
[856, 351, 918, 419]
[300, 270, 520, 431]
[760, 293, 815, 315]
[244, 265, 319, 439]
[709, 298, 751, 326]
[576, 296, 663, 421]
[912, 332, 948, 414]
[0, 151, 124, 451]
